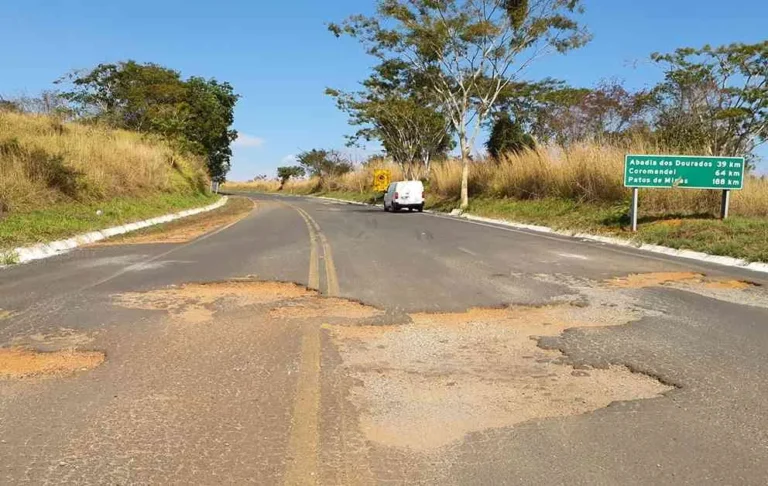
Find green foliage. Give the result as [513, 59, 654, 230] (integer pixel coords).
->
[486, 114, 535, 159]
[0, 192, 217, 250]
[650, 41, 768, 160]
[331, 0, 590, 207]
[277, 166, 306, 188]
[0, 250, 20, 265]
[327, 59, 453, 177]
[296, 150, 353, 180]
[57, 61, 239, 182]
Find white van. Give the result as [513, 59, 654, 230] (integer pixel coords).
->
[383, 180, 424, 212]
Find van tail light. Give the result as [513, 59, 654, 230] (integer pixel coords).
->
[394, 192, 399, 200]
[421, 192, 424, 199]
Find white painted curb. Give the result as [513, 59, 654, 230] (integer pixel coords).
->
[2, 196, 228, 266]
[310, 195, 768, 275]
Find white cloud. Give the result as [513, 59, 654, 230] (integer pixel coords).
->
[233, 134, 265, 148]
[281, 154, 298, 164]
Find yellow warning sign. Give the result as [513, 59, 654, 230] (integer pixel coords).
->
[373, 169, 391, 192]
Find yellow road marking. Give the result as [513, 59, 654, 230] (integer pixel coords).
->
[283, 325, 322, 486]
[282, 203, 339, 297]
[296, 208, 339, 297]
[292, 208, 321, 289]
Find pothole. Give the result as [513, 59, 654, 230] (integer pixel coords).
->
[605, 272, 768, 308]
[607, 272, 758, 290]
[269, 297, 380, 320]
[113, 280, 314, 323]
[0, 347, 105, 380]
[326, 303, 672, 451]
[608, 272, 704, 288]
[111, 278, 677, 452]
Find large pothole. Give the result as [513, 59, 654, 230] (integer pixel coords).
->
[0, 347, 105, 380]
[326, 304, 671, 451]
[111, 275, 763, 452]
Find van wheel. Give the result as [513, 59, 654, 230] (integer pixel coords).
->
[392, 203, 400, 212]
[418, 204, 424, 212]
[383, 203, 389, 212]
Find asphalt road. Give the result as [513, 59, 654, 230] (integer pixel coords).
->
[1, 193, 767, 485]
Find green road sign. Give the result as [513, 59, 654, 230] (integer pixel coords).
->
[624, 154, 745, 190]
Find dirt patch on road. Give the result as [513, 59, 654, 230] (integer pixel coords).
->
[608, 272, 758, 291]
[327, 302, 670, 451]
[269, 297, 380, 320]
[0, 309, 14, 320]
[114, 280, 315, 323]
[0, 347, 105, 380]
[9, 329, 95, 352]
[112, 278, 678, 451]
[608, 272, 704, 288]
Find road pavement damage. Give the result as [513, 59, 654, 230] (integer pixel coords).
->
[607, 271, 758, 290]
[110, 278, 703, 451]
[113, 280, 314, 323]
[0, 347, 104, 380]
[327, 305, 671, 451]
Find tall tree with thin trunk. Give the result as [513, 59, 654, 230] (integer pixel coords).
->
[331, 0, 590, 208]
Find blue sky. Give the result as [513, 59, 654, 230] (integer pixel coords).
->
[1, 0, 766, 180]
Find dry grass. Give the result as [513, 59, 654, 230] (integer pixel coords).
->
[225, 141, 768, 217]
[0, 111, 209, 213]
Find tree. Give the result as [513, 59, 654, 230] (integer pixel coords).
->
[58, 61, 188, 133]
[514, 80, 653, 145]
[277, 166, 306, 189]
[57, 61, 239, 182]
[331, 0, 590, 208]
[296, 149, 353, 181]
[486, 114, 535, 159]
[327, 60, 453, 178]
[184, 77, 239, 183]
[650, 41, 768, 160]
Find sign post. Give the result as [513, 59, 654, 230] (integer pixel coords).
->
[721, 190, 731, 219]
[630, 187, 639, 232]
[624, 154, 745, 232]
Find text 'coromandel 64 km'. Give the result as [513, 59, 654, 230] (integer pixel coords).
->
[624, 154, 745, 190]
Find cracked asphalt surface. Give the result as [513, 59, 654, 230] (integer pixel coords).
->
[1, 193, 768, 485]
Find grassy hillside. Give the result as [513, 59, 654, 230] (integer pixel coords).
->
[224, 142, 768, 261]
[0, 111, 217, 251]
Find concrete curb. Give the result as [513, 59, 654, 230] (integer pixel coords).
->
[2, 196, 228, 266]
[310, 195, 768, 275]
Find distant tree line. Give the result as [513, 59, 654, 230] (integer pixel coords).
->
[2, 60, 240, 183]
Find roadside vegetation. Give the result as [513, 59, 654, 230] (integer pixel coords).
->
[1, 61, 240, 253]
[230, 2, 766, 262]
[225, 141, 768, 261]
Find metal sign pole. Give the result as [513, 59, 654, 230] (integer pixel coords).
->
[630, 187, 639, 232]
[720, 189, 730, 219]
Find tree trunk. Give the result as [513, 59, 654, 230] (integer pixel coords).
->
[460, 141, 470, 210]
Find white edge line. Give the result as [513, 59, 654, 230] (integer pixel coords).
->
[307, 195, 768, 275]
[1, 196, 228, 266]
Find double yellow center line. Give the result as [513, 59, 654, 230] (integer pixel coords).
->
[281, 202, 340, 485]
[292, 205, 340, 297]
